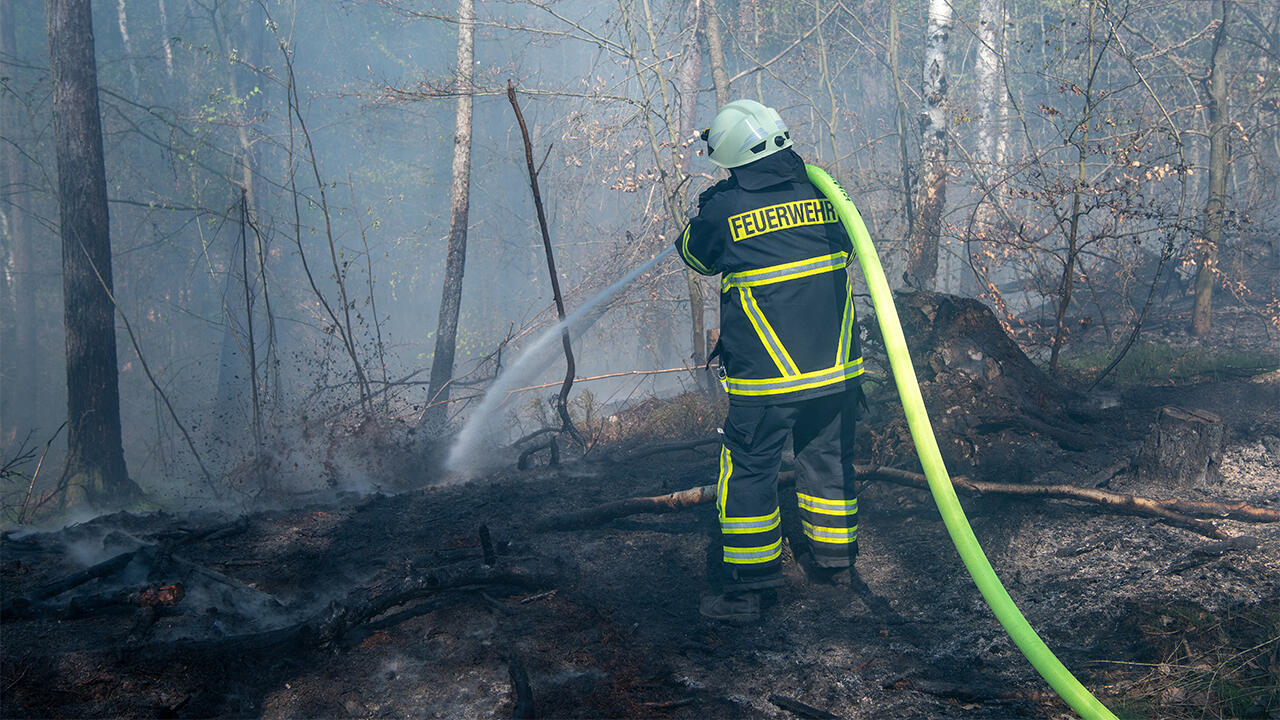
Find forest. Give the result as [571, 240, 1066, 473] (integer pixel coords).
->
[1, 0, 1278, 718]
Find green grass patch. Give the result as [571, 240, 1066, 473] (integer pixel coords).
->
[1057, 342, 1279, 385]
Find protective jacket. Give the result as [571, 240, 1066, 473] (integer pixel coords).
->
[676, 149, 864, 405]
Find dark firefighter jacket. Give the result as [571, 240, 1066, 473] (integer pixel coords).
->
[675, 148, 864, 405]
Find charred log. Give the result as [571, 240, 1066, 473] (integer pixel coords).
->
[508, 652, 536, 719]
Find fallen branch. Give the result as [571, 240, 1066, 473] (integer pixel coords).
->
[533, 463, 1276, 541]
[853, 465, 1237, 540]
[535, 484, 715, 530]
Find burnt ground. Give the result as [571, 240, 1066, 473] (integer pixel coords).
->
[2, 295, 1279, 720]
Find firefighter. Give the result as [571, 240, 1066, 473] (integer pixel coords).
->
[675, 99, 866, 623]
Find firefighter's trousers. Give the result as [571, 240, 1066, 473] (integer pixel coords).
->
[716, 389, 861, 591]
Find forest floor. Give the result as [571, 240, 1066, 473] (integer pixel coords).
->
[2, 294, 1279, 720]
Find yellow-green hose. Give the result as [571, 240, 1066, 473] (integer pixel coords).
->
[806, 164, 1117, 720]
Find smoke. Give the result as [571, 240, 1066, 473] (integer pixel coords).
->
[445, 247, 677, 477]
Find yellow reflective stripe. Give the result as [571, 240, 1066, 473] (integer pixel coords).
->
[721, 251, 848, 291]
[721, 508, 781, 535]
[739, 287, 800, 376]
[680, 224, 712, 275]
[723, 538, 783, 564]
[836, 283, 854, 363]
[716, 446, 732, 522]
[802, 520, 859, 543]
[797, 492, 859, 516]
[725, 358, 864, 397]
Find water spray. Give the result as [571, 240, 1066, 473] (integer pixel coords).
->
[807, 164, 1117, 720]
[446, 246, 677, 475]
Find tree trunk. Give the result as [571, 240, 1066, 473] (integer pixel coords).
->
[889, 2, 914, 250]
[46, 0, 141, 505]
[1, 2, 38, 438]
[905, 0, 952, 292]
[114, 0, 141, 97]
[701, 0, 730, 108]
[422, 0, 475, 432]
[976, 0, 1005, 174]
[676, 2, 711, 390]
[1192, 1, 1230, 337]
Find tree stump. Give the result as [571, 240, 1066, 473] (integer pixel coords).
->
[1134, 407, 1227, 490]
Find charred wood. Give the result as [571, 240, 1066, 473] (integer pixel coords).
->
[1134, 406, 1227, 489]
[508, 652, 536, 719]
[768, 693, 840, 720]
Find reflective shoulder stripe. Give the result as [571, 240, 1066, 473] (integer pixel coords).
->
[679, 224, 713, 275]
[721, 251, 848, 292]
[739, 287, 800, 377]
[724, 358, 864, 397]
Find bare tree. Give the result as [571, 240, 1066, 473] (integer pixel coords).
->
[1192, 1, 1230, 336]
[702, 0, 731, 108]
[46, 0, 142, 504]
[905, 0, 953, 291]
[1, 2, 38, 437]
[422, 0, 476, 432]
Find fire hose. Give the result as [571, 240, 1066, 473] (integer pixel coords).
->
[806, 164, 1117, 720]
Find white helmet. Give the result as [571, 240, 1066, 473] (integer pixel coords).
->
[701, 99, 793, 169]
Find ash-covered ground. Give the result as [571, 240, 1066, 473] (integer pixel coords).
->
[3, 296, 1278, 719]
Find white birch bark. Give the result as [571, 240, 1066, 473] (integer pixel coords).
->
[905, 0, 953, 291]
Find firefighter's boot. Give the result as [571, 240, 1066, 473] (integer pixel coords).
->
[698, 590, 762, 624]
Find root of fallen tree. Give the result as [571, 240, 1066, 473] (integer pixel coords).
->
[538, 465, 1279, 541]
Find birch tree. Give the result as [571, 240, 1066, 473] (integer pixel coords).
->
[422, 0, 475, 431]
[905, 0, 953, 291]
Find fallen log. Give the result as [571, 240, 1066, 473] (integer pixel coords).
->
[535, 465, 1277, 541]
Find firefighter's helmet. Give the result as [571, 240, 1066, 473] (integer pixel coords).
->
[701, 99, 792, 169]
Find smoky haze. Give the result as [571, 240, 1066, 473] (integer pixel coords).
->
[0, 0, 1276, 515]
